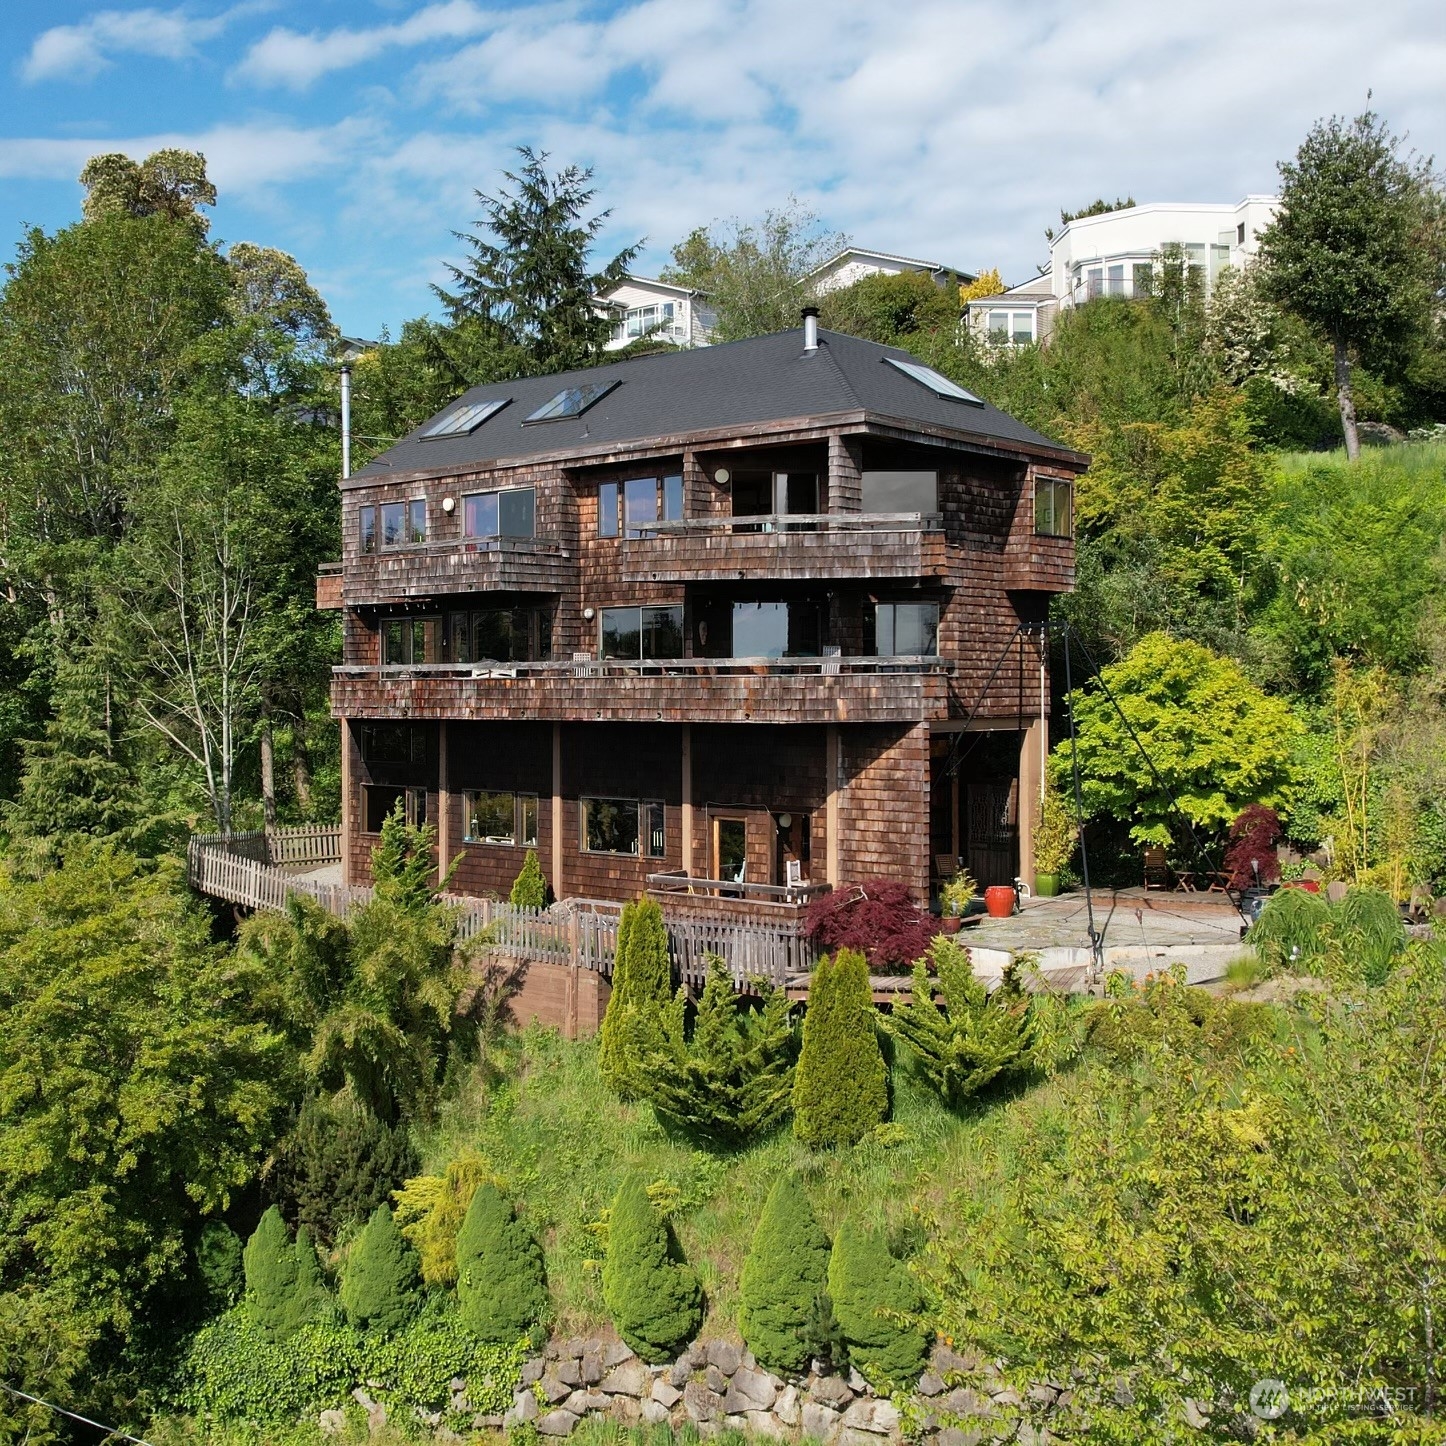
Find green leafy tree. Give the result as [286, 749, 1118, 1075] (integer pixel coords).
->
[601, 1172, 702, 1361]
[792, 948, 888, 1149]
[827, 1220, 928, 1389]
[819, 270, 959, 344]
[1052, 632, 1301, 848]
[1260, 111, 1441, 459]
[340, 1204, 421, 1334]
[509, 849, 548, 908]
[80, 148, 217, 232]
[435, 146, 640, 375]
[455, 1182, 547, 1343]
[738, 1174, 831, 1375]
[641, 956, 795, 1148]
[663, 198, 847, 340]
[0, 843, 288, 1344]
[887, 938, 1036, 1108]
[599, 897, 672, 1101]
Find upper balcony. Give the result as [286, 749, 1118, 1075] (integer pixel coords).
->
[332, 655, 954, 726]
[344, 538, 572, 605]
[616, 512, 947, 583]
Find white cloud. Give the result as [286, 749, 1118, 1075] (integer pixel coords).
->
[234, 0, 497, 89]
[21, 4, 258, 84]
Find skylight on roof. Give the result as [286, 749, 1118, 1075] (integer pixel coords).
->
[421, 398, 509, 438]
[524, 380, 619, 423]
[883, 357, 985, 406]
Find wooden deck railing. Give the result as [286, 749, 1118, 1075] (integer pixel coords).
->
[187, 827, 815, 989]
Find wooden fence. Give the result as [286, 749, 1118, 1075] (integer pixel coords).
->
[187, 827, 815, 989]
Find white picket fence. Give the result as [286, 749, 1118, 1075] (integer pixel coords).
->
[187, 827, 815, 989]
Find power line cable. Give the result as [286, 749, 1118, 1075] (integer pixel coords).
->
[0, 1381, 154, 1446]
[1060, 620, 1103, 980]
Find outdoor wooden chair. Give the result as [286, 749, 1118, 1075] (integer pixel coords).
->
[1143, 846, 1169, 890]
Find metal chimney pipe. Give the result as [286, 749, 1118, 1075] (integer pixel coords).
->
[802, 305, 819, 352]
[340, 361, 352, 480]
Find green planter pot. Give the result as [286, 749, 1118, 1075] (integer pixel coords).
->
[1033, 873, 1060, 898]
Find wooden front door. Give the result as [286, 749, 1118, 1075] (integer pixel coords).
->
[966, 781, 1018, 888]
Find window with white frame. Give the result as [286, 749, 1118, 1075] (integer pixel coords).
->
[612, 302, 682, 343]
[1035, 478, 1073, 538]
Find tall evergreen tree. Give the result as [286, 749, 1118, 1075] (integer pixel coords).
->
[642, 956, 795, 1147]
[243, 1206, 303, 1341]
[599, 898, 672, 1100]
[455, 1183, 548, 1343]
[340, 1204, 421, 1334]
[509, 849, 548, 908]
[738, 1174, 831, 1374]
[1260, 111, 1441, 459]
[600, 1172, 701, 1362]
[827, 1220, 929, 1389]
[792, 949, 888, 1149]
[435, 147, 641, 376]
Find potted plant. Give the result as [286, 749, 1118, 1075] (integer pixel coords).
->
[1032, 787, 1078, 898]
[939, 867, 979, 929]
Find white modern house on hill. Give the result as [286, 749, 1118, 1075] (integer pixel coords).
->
[965, 196, 1280, 345]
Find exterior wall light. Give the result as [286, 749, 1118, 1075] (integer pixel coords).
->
[441, 496, 456, 513]
[583, 606, 596, 621]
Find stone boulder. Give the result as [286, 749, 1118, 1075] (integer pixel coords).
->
[722, 1366, 778, 1414]
[705, 1340, 743, 1376]
[808, 1374, 854, 1408]
[801, 1401, 840, 1437]
[536, 1409, 579, 1437]
[600, 1359, 650, 1397]
[684, 1380, 724, 1424]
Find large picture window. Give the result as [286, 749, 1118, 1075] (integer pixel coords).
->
[600, 605, 684, 661]
[581, 797, 664, 857]
[860, 470, 938, 514]
[598, 476, 683, 537]
[362, 499, 426, 550]
[359, 723, 429, 763]
[867, 602, 940, 656]
[463, 487, 535, 540]
[461, 790, 538, 847]
[1035, 478, 1073, 538]
[444, 607, 551, 664]
[381, 616, 443, 665]
[363, 785, 427, 833]
[731, 600, 822, 659]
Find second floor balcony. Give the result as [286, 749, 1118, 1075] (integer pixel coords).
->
[346, 537, 572, 605]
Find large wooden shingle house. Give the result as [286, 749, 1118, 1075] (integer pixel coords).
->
[321, 313, 1087, 914]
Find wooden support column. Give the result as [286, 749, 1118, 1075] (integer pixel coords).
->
[551, 722, 564, 901]
[436, 721, 449, 880]
[825, 723, 841, 885]
[340, 719, 352, 886]
[1018, 713, 1047, 886]
[681, 723, 694, 878]
[827, 432, 864, 513]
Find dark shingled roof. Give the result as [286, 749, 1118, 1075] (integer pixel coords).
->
[350, 326, 1081, 483]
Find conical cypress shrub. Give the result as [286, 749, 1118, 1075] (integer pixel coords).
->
[827, 1220, 928, 1389]
[599, 899, 671, 1100]
[601, 1172, 701, 1362]
[456, 1183, 548, 1343]
[739, 1174, 830, 1374]
[793, 949, 888, 1149]
[243, 1206, 301, 1340]
[292, 1225, 331, 1328]
[340, 1203, 421, 1334]
[510, 850, 548, 908]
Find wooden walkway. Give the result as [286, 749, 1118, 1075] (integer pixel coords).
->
[187, 827, 816, 991]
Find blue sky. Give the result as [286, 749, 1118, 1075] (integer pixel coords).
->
[2, 0, 1442, 340]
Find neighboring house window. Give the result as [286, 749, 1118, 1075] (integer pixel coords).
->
[363, 784, 426, 833]
[1106, 264, 1125, 297]
[463, 487, 535, 539]
[987, 312, 1034, 343]
[382, 616, 443, 665]
[612, 301, 681, 343]
[866, 603, 940, 657]
[359, 723, 428, 763]
[860, 470, 937, 514]
[581, 797, 665, 857]
[598, 476, 684, 537]
[1035, 479, 1074, 538]
[600, 605, 684, 661]
[461, 790, 538, 846]
[1132, 262, 1154, 296]
[450, 607, 551, 664]
[377, 499, 426, 547]
[360, 505, 378, 554]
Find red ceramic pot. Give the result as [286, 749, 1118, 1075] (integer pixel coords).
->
[939, 915, 963, 935]
[984, 885, 1016, 919]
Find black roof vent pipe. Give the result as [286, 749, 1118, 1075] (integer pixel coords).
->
[801, 305, 819, 352]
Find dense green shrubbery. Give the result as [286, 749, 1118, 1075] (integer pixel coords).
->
[510, 850, 548, 908]
[179, 1303, 525, 1424]
[1084, 968, 1275, 1063]
[1250, 884, 1406, 983]
[793, 949, 888, 1149]
[827, 1220, 929, 1389]
[340, 1204, 421, 1334]
[738, 1174, 831, 1374]
[643, 956, 796, 1148]
[195, 1222, 244, 1312]
[455, 1183, 548, 1343]
[601, 1172, 702, 1361]
[243, 1207, 312, 1342]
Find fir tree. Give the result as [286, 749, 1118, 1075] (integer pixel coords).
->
[509, 849, 548, 908]
[242, 1206, 301, 1340]
[455, 1182, 548, 1343]
[599, 898, 671, 1100]
[601, 1172, 701, 1362]
[738, 1174, 831, 1374]
[292, 1225, 331, 1327]
[340, 1203, 421, 1334]
[195, 1221, 244, 1312]
[887, 937, 1036, 1108]
[792, 949, 888, 1149]
[827, 1220, 928, 1389]
[642, 956, 795, 1147]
